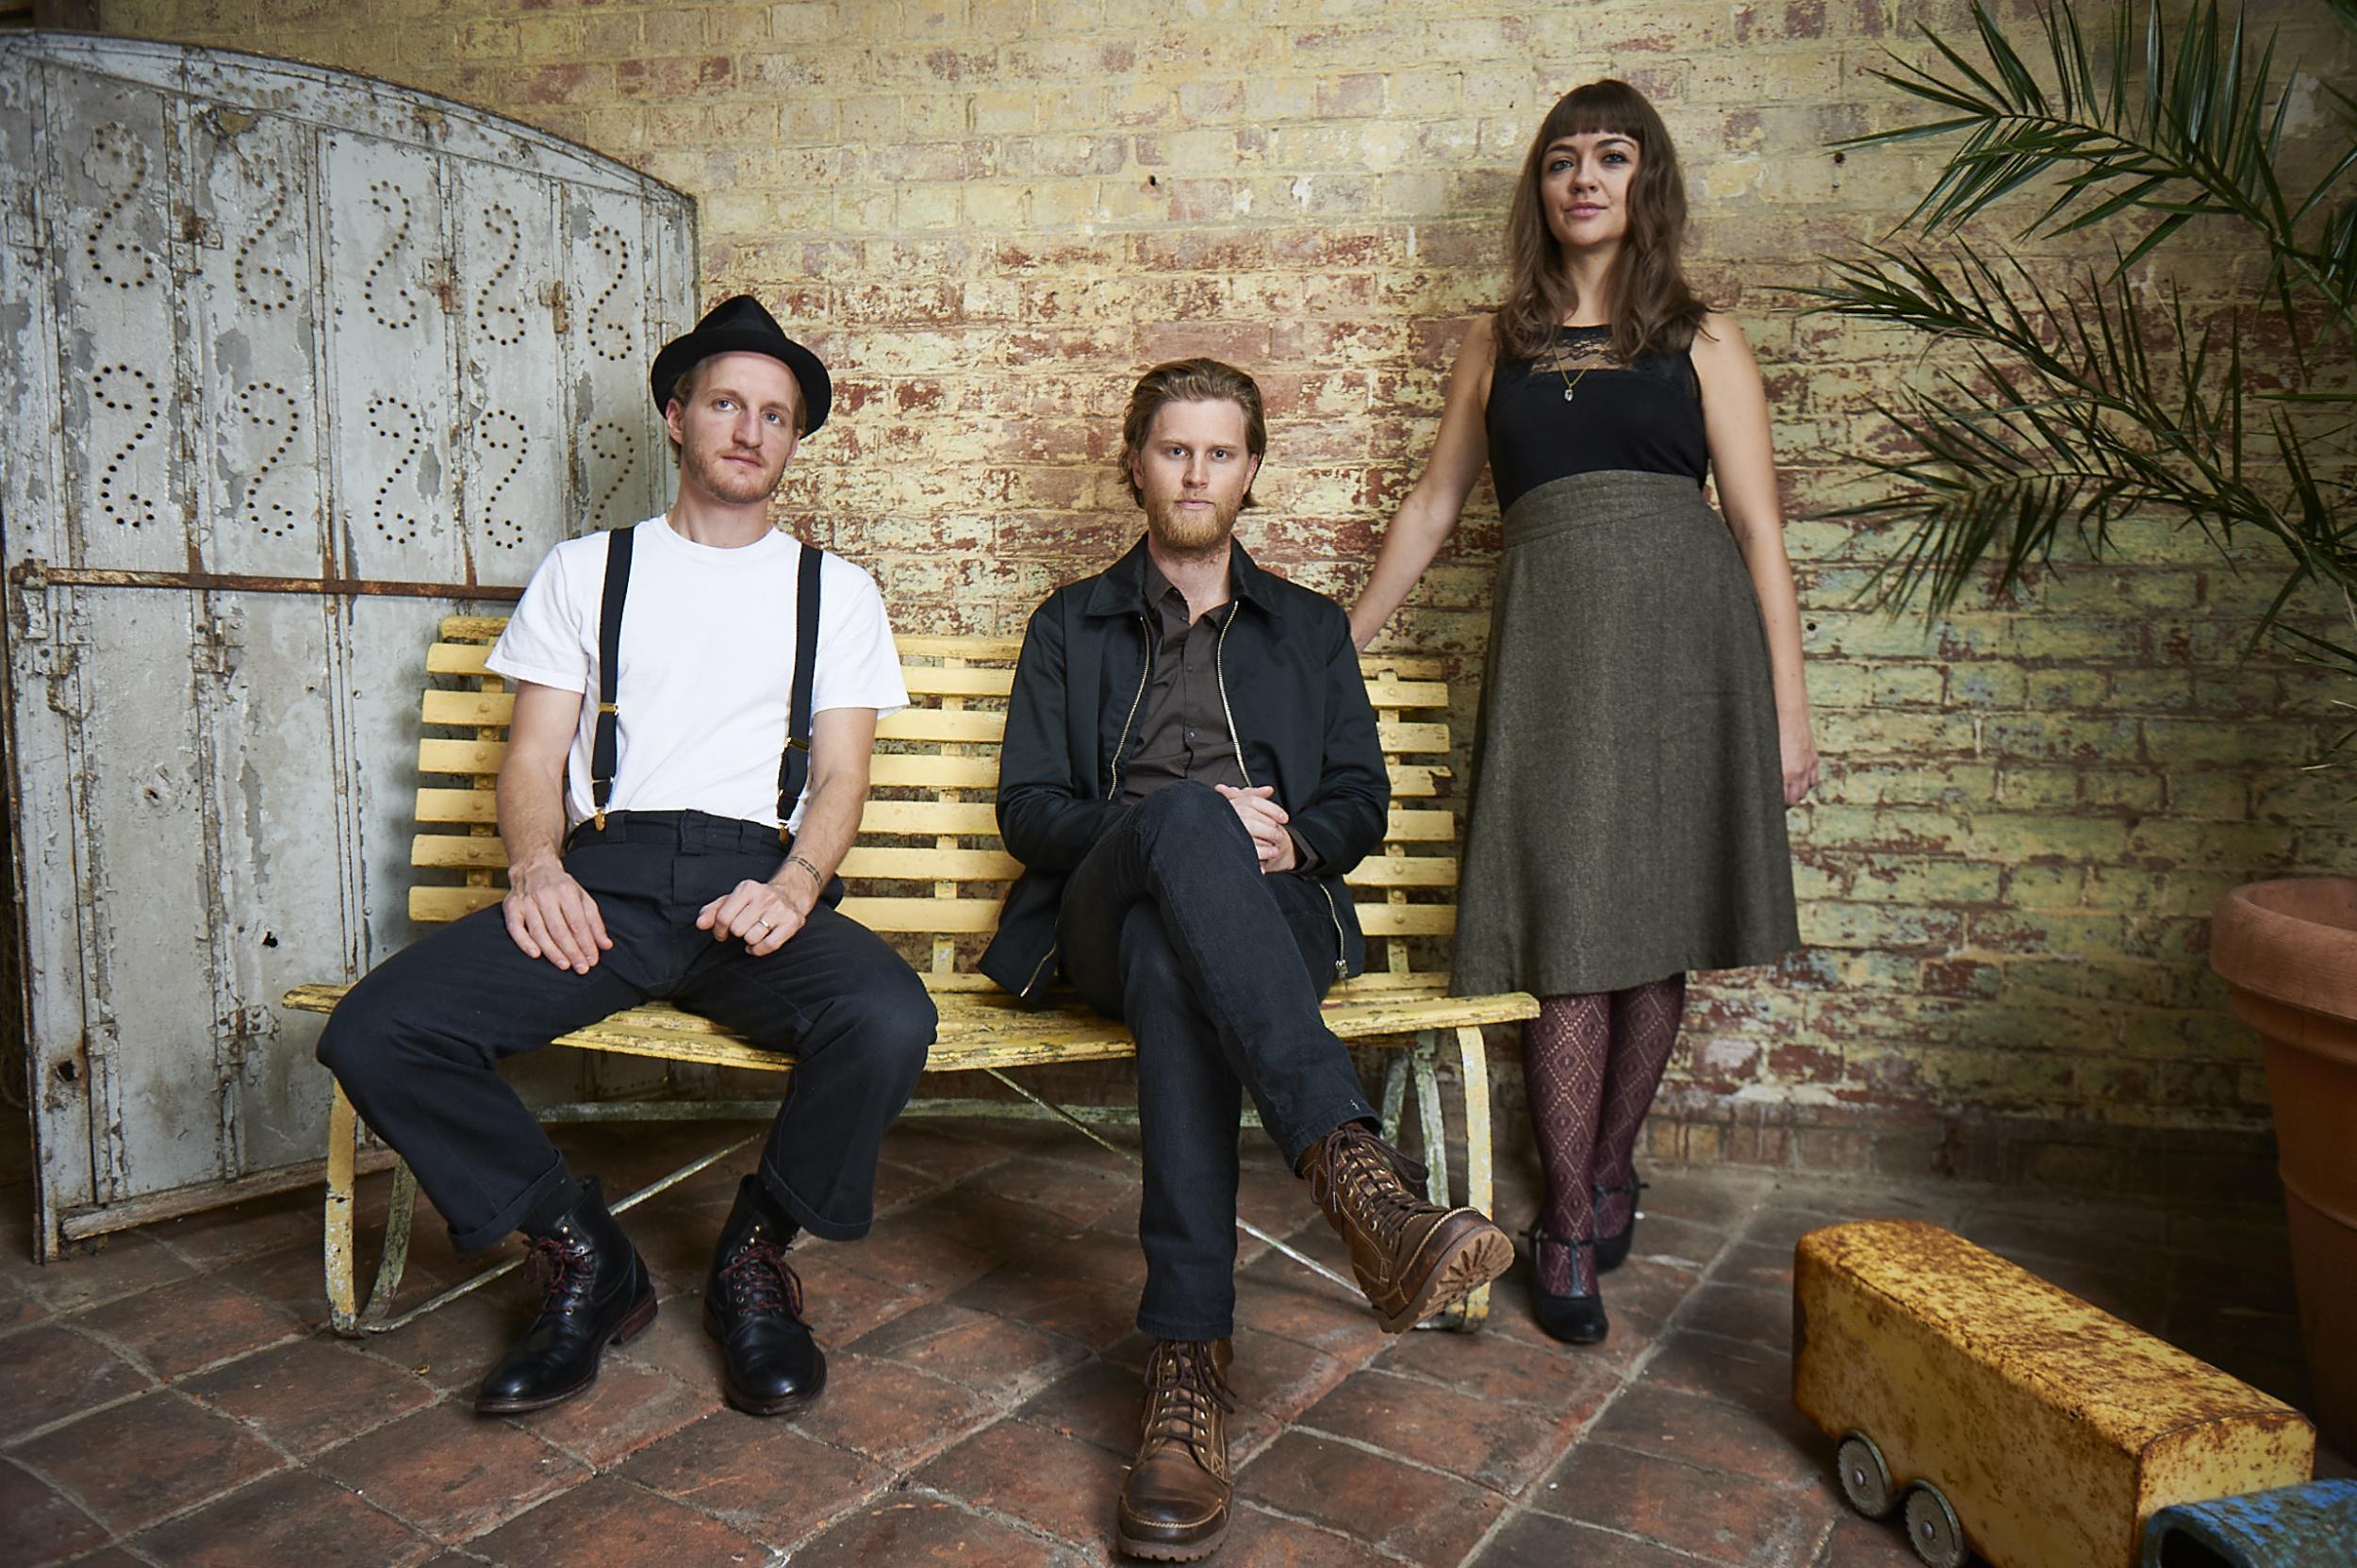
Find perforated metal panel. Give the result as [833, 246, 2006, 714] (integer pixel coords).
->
[0, 34, 697, 1255]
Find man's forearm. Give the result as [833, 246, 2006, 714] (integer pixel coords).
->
[497, 759, 571, 874]
[775, 772, 863, 906]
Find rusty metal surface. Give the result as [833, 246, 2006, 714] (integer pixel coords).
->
[1, 32, 693, 1256]
[1792, 1219, 2315, 1568]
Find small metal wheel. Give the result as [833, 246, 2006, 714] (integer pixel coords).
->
[1834, 1431, 1896, 1519]
[1903, 1483, 1967, 1568]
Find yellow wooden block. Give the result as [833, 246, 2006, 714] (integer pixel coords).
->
[1792, 1219, 2314, 1568]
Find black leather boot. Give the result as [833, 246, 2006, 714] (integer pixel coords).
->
[475, 1178, 657, 1415]
[704, 1174, 825, 1415]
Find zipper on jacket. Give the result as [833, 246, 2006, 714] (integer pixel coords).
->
[1212, 603, 1346, 981]
[1019, 941, 1059, 1001]
[1107, 613, 1152, 801]
[1211, 602, 1255, 789]
[1315, 878, 1349, 982]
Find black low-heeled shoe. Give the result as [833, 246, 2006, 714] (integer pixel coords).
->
[1593, 1177, 1647, 1273]
[1522, 1225, 1608, 1345]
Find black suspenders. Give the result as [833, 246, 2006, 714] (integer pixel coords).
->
[775, 541, 824, 842]
[586, 525, 826, 840]
[588, 525, 635, 831]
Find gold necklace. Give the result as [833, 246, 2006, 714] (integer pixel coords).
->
[1555, 325, 1610, 402]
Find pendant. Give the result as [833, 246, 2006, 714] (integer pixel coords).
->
[1562, 386, 1576, 402]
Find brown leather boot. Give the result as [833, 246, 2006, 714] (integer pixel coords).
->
[1115, 1339, 1234, 1560]
[1299, 1122, 1515, 1332]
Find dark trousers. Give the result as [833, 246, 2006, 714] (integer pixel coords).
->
[1058, 782, 1377, 1341]
[318, 811, 936, 1251]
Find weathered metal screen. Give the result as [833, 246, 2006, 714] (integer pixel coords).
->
[1, 34, 696, 1256]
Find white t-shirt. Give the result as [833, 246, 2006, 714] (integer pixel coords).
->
[486, 516, 908, 833]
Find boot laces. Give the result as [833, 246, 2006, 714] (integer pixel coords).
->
[1143, 1341, 1233, 1462]
[720, 1237, 805, 1321]
[522, 1233, 595, 1314]
[1305, 1126, 1434, 1249]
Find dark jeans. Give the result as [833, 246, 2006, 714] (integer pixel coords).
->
[1058, 782, 1376, 1341]
[318, 810, 936, 1251]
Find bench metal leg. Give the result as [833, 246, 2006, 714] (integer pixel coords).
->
[1377, 1049, 1411, 1145]
[324, 1082, 420, 1339]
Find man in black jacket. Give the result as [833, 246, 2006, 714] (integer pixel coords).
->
[981, 359, 1513, 1561]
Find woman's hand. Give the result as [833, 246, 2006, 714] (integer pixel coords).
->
[1779, 709, 1820, 806]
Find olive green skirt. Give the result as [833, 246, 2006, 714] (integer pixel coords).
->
[1454, 470, 1801, 997]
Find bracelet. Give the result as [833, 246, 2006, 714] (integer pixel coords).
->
[784, 853, 825, 889]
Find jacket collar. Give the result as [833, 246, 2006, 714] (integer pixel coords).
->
[1081, 534, 1280, 620]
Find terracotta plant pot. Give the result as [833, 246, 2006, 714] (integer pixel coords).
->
[2210, 877, 2357, 1458]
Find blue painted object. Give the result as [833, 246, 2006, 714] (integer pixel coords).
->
[2140, 1479, 2357, 1568]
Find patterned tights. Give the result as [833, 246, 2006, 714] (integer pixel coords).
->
[1521, 976, 1688, 1294]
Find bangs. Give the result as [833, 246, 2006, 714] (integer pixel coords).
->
[1537, 79, 1654, 152]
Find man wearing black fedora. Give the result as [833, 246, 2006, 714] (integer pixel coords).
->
[317, 294, 935, 1419]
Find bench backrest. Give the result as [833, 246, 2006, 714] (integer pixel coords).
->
[413, 615, 1464, 999]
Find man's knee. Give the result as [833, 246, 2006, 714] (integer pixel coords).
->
[836, 969, 936, 1086]
[314, 979, 418, 1093]
[1133, 779, 1236, 843]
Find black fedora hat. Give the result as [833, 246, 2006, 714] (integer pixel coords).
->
[649, 294, 832, 436]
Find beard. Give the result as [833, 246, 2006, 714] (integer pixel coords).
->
[682, 440, 785, 505]
[1144, 492, 1241, 558]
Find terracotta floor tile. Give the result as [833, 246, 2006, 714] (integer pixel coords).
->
[1230, 1260, 1390, 1362]
[869, 1119, 1014, 1181]
[465, 1473, 769, 1568]
[793, 1251, 931, 1344]
[1014, 1355, 1145, 1455]
[1475, 1508, 1705, 1566]
[0, 1455, 108, 1567]
[958, 1153, 1138, 1228]
[1638, 1329, 1793, 1416]
[1534, 1440, 1812, 1566]
[0, 1324, 156, 1442]
[1589, 1382, 1827, 1492]
[1815, 1509, 1924, 1567]
[1216, 1504, 1393, 1568]
[9, 1390, 284, 1534]
[789, 1494, 1065, 1566]
[346, 1283, 529, 1395]
[619, 1410, 890, 1542]
[0, 1279, 50, 1332]
[944, 1263, 1141, 1349]
[1296, 1365, 1587, 1494]
[847, 1300, 1089, 1402]
[784, 1352, 993, 1467]
[1374, 1313, 1609, 1414]
[1224, 1329, 1354, 1458]
[1236, 1429, 1506, 1563]
[183, 1336, 439, 1456]
[313, 1400, 588, 1543]
[501, 1357, 716, 1470]
[1678, 1281, 1792, 1352]
[73, 1272, 305, 1379]
[911, 1415, 1127, 1550]
[130, 1468, 432, 1568]
[18, 1233, 195, 1316]
[152, 1189, 322, 1268]
[1714, 1240, 1801, 1293]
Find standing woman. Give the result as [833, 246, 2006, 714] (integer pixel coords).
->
[1348, 80, 1815, 1345]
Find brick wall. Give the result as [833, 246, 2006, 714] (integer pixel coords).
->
[91, 0, 2357, 1194]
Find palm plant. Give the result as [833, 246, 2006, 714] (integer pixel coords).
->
[1814, 0, 2357, 760]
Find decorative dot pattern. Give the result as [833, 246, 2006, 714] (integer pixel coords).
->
[361, 181, 419, 331]
[93, 363, 160, 529]
[231, 163, 296, 315]
[475, 204, 527, 347]
[83, 124, 156, 291]
[587, 421, 634, 527]
[238, 380, 301, 537]
[585, 223, 632, 361]
[365, 393, 424, 543]
[476, 408, 526, 551]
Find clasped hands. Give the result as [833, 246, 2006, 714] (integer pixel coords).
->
[1217, 784, 1297, 874]
[504, 855, 823, 972]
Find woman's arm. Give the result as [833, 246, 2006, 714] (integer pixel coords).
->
[1347, 314, 1498, 651]
[1691, 312, 1819, 804]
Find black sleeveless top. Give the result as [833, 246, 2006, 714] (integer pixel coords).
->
[1485, 324, 1708, 511]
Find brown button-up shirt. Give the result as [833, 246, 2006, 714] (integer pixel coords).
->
[1120, 559, 1319, 871]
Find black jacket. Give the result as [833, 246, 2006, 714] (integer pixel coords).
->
[981, 537, 1391, 1001]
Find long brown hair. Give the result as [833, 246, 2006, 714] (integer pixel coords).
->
[1496, 79, 1708, 365]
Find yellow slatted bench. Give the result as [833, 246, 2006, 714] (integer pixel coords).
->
[284, 614, 1539, 1335]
